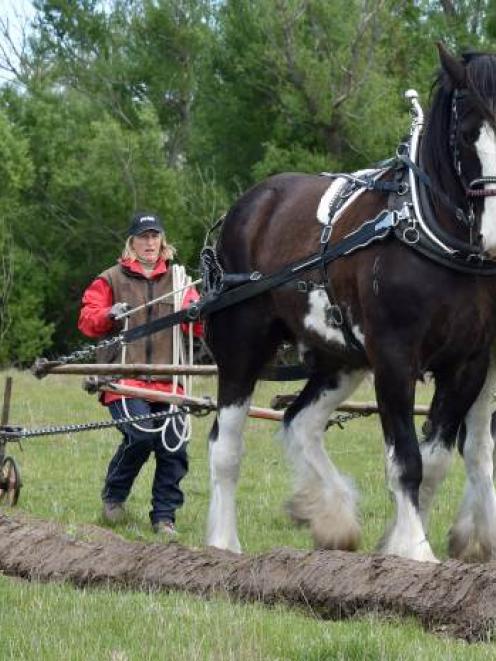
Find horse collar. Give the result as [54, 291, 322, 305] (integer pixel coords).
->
[390, 165, 496, 276]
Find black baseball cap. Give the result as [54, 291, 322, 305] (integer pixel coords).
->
[128, 212, 165, 237]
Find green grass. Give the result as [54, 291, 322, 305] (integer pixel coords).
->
[0, 369, 494, 660]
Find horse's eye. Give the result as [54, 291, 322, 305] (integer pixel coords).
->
[462, 128, 481, 145]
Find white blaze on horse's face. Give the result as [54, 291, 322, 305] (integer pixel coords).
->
[476, 122, 496, 255]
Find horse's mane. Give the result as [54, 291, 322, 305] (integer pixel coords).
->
[422, 51, 496, 206]
[464, 51, 496, 114]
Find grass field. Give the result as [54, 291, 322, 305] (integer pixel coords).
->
[1, 369, 495, 660]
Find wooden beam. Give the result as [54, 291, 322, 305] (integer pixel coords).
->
[36, 363, 219, 377]
[271, 392, 429, 416]
[37, 363, 430, 417]
[100, 383, 283, 422]
[99, 383, 430, 421]
[1, 377, 12, 427]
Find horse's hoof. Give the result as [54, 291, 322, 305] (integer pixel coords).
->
[284, 498, 309, 527]
[206, 536, 242, 554]
[448, 525, 472, 560]
[415, 542, 440, 563]
[377, 537, 439, 563]
[312, 528, 361, 552]
[448, 526, 495, 563]
[286, 484, 360, 551]
[310, 516, 361, 551]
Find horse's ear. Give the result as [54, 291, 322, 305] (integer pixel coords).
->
[437, 41, 466, 88]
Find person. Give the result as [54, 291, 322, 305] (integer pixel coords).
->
[78, 211, 201, 536]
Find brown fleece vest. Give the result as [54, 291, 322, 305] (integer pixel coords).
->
[96, 263, 174, 366]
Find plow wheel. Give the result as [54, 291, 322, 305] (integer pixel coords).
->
[0, 456, 22, 506]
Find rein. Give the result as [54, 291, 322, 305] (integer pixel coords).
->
[123, 210, 398, 345]
[467, 176, 496, 197]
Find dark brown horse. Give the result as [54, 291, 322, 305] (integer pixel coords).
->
[205, 45, 496, 562]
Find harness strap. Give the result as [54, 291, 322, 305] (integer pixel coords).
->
[320, 170, 406, 194]
[388, 163, 496, 274]
[318, 222, 364, 354]
[394, 221, 496, 275]
[363, 177, 408, 194]
[397, 152, 471, 226]
[124, 210, 397, 345]
[315, 169, 403, 354]
[416, 167, 482, 254]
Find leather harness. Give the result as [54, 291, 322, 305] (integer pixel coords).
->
[122, 88, 496, 351]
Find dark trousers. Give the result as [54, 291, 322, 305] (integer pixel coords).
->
[102, 398, 188, 524]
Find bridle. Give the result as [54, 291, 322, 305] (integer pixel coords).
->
[449, 88, 496, 198]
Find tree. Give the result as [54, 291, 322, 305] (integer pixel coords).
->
[0, 106, 53, 365]
[1, 0, 495, 361]
[192, 0, 412, 191]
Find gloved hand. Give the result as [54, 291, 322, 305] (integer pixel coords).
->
[108, 302, 130, 319]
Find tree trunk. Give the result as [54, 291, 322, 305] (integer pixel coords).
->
[0, 513, 495, 641]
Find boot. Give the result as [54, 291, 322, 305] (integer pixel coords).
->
[152, 520, 177, 537]
[102, 501, 126, 524]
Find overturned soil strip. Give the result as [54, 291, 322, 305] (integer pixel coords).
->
[0, 513, 495, 641]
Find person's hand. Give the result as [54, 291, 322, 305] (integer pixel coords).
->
[108, 302, 130, 319]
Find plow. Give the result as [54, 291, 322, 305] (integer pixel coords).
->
[0, 376, 22, 506]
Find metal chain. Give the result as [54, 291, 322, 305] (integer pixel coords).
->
[54, 334, 125, 365]
[2, 403, 370, 442]
[0, 404, 214, 441]
[326, 410, 373, 429]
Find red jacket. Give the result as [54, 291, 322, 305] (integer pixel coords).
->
[78, 257, 202, 404]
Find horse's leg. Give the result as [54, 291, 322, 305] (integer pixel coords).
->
[206, 309, 281, 552]
[449, 351, 496, 562]
[417, 375, 462, 529]
[206, 384, 251, 553]
[372, 342, 438, 562]
[282, 369, 366, 550]
[418, 355, 490, 531]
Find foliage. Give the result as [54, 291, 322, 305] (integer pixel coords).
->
[252, 142, 336, 181]
[0, 0, 495, 362]
[0, 109, 53, 366]
[0, 235, 54, 366]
